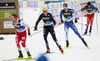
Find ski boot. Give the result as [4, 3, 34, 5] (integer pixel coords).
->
[66, 41, 69, 47]
[27, 51, 32, 58]
[83, 29, 88, 36]
[58, 46, 64, 54]
[89, 28, 92, 36]
[18, 51, 23, 58]
[46, 46, 50, 53]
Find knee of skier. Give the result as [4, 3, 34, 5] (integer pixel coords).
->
[74, 31, 80, 35]
[21, 43, 26, 47]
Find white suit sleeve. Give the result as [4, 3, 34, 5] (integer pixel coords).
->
[21, 20, 29, 28]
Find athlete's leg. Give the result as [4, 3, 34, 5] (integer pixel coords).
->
[43, 29, 49, 47]
[84, 14, 90, 34]
[87, 14, 90, 26]
[43, 27, 50, 53]
[15, 33, 23, 58]
[21, 31, 31, 58]
[50, 26, 63, 53]
[89, 13, 94, 33]
[70, 23, 90, 48]
[15, 34, 21, 51]
[64, 25, 69, 41]
[64, 24, 69, 47]
[49, 27, 60, 46]
[70, 23, 83, 40]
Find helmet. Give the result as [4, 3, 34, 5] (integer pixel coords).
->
[11, 14, 17, 20]
[42, 6, 48, 11]
[87, 2, 91, 5]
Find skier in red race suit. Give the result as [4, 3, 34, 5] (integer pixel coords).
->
[11, 14, 32, 58]
[81, 2, 98, 35]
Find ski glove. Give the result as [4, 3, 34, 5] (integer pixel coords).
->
[61, 20, 64, 23]
[96, 8, 98, 11]
[75, 18, 78, 23]
[34, 26, 37, 31]
[81, 9, 83, 12]
[28, 32, 32, 37]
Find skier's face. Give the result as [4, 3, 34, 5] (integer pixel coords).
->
[43, 10, 47, 15]
[63, 4, 68, 10]
[11, 16, 17, 23]
[88, 5, 91, 8]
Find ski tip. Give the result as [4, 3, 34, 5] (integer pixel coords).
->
[61, 51, 64, 54]
[87, 47, 90, 49]
[44, 52, 54, 54]
[25, 58, 36, 61]
[63, 46, 72, 49]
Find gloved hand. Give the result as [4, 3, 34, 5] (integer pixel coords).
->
[34, 26, 37, 31]
[61, 20, 64, 23]
[96, 8, 98, 11]
[75, 18, 78, 23]
[81, 9, 83, 12]
[28, 32, 32, 37]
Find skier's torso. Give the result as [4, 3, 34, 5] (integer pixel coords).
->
[13, 19, 29, 32]
[41, 13, 54, 26]
[61, 9, 74, 22]
[85, 5, 95, 14]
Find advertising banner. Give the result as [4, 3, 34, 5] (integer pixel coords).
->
[0, 11, 16, 18]
[4, 21, 14, 29]
[19, 1, 23, 9]
[0, 2, 15, 9]
[0, 0, 19, 34]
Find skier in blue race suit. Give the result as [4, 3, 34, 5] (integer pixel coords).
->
[60, 3, 90, 49]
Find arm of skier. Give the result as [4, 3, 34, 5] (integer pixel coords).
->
[34, 14, 42, 30]
[81, 6, 87, 11]
[21, 20, 31, 36]
[60, 10, 64, 23]
[71, 9, 78, 23]
[92, 5, 98, 11]
[50, 13, 56, 26]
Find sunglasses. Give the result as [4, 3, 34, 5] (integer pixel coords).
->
[11, 18, 14, 20]
[43, 10, 47, 12]
[63, 5, 68, 7]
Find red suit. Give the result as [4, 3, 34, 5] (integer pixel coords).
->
[11, 14, 31, 58]
[13, 19, 30, 51]
[87, 12, 94, 26]
[81, 3, 97, 35]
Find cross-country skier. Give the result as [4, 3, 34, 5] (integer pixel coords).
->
[81, 2, 98, 35]
[34, 6, 64, 54]
[11, 14, 32, 58]
[60, 3, 90, 49]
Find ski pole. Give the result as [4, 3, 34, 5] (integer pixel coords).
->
[31, 30, 43, 36]
[30, 26, 43, 29]
[31, 24, 63, 36]
[77, 22, 87, 26]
